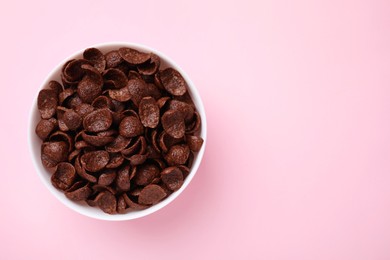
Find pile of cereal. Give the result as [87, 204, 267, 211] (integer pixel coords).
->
[35, 47, 203, 214]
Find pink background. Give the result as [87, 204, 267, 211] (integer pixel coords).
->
[1, 0, 390, 259]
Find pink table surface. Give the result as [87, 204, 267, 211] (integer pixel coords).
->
[1, 0, 390, 259]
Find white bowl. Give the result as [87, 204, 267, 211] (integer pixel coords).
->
[28, 42, 207, 221]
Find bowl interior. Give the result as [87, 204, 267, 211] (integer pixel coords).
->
[28, 42, 207, 221]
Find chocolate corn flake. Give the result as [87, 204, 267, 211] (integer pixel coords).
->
[138, 184, 167, 205]
[62, 109, 82, 131]
[105, 153, 124, 169]
[75, 140, 91, 150]
[108, 87, 132, 102]
[128, 154, 148, 166]
[96, 191, 117, 214]
[186, 111, 201, 134]
[51, 162, 76, 191]
[80, 150, 110, 172]
[66, 180, 85, 193]
[164, 144, 190, 166]
[119, 47, 151, 65]
[161, 167, 184, 191]
[160, 68, 187, 96]
[157, 96, 170, 109]
[105, 135, 132, 153]
[117, 195, 127, 214]
[35, 119, 56, 140]
[83, 108, 112, 132]
[137, 53, 160, 76]
[48, 80, 63, 95]
[119, 116, 144, 138]
[161, 110, 185, 139]
[77, 76, 103, 104]
[38, 89, 58, 119]
[158, 131, 183, 153]
[127, 78, 148, 106]
[139, 97, 159, 128]
[116, 165, 131, 192]
[49, 131, 73, 152]
[74, 103, 94, 119]
[121, 135, 144, 156]
[68, 149, 81, 162]
[103, 68, 128, 89]
[98, 170, 116, 186]
[83, 48, 106, 73]
[58, 88, 75, 105]
[134, 164, 159, 186]
[128, 70, 142, 80]
[63, 59, 90, 82]
[122, 193, 148, 210]
[81, 131, 115, 147]
[41, 141, 68, 168]
[66, 95, 83, 109]
[36, 46, 204, 214]
[75, 155, 97, 183]
[65, 185, 92, 201]
[105, 50, 123, 68]
[91, 95, 114, 110]
[169, 100, 194, 122]
[186, 135, 204, 152]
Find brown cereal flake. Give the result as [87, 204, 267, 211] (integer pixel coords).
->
[91, 95, 114, 110]
[75, 155, 98, 183]
[98, 170, 116, 186]
[127, 153, 148, 166]
[35, 119, 56, 140]
[161, 167, 184, 191]
[138, 184, 167, 205]
[41, 141, 68, 168]
[83, 48, 106, 73]
[105, 50, 123, 68]
[65, 185, 92, 201]
[139, 97, 159, 128]
[108, 87, 132, 102]
[83, 108, 112, 132]
[161, 110, 185, 139]
[186, 135, 204, 152]
[58, 88, 74, 105]
[122, 193, 148, 210]
[160, 68, 187, 96]
[116, 165, 131, 192]
[97, 191, 117, 214]
[119, 116, 144, 138]
[103, 68, 128, 89]
[48, 80, 63, 96]
[81, 131, 115, 147]
[63, 59, 91, 82]
[119, 47, 151, 65]
[169, 100, 194, 122]
[51, 162, 76, 191]
[105, 153, 125, 169]
[127, 78, 148, 106]
[62, 109, 82, 131]
[74, 103, 94, 119]
[105, 135, 132, 153]
[80, 150, 110, 172]
[117, 195, 127, 213]
[137, 53, 160, 76]
[38, 89, 58, 119]
[134, 164, 159, 186]
[77, 76, 103, 104]
[164, 144, 190, 166]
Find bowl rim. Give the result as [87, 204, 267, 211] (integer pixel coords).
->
[28, 41, 207, 221]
